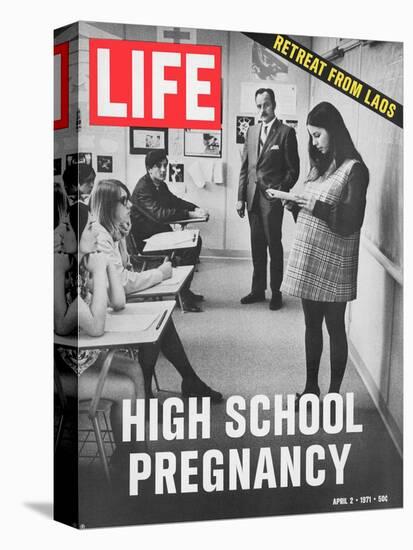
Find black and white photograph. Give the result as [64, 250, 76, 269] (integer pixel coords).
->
[169, 162, 184, 182]
[252, 41, 289, 80]
[236, 115, 255, 143]
[65, 152, 92, 167]
[184, 129, 222, 157]
[52, 18, 404, 533]
[129, 127, 168, 155]
[97, 155, 113, 172]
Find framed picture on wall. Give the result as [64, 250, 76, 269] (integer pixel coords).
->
[66, 152, 92, 167]
[236, 116, 255, 144]
[129, 127, 168, 155]
[97, 155, 113, 173]
[184, 129, 222, 158]
[169, 163, 184, 183]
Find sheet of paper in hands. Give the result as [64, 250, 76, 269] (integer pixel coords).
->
[266, 189, 299, 201]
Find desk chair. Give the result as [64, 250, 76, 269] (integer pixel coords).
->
[127, 233, 180, 266]
[127, 233, 194, 312]
[54, 350, 116, 484]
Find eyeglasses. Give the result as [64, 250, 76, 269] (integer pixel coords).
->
[118, 195, 131, 207]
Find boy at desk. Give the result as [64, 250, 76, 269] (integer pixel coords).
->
[130, 150, 208, 312]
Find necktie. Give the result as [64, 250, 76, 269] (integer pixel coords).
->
[259, 124, 268, 155]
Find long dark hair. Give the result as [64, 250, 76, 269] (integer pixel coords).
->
[307, 102, 369, 181]
[89, 179, 131, 239]
[54, 181, 69, 229]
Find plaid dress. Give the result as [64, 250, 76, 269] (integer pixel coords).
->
[281, 159, 360, 302]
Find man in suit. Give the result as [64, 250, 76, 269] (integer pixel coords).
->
[237, 88, 300, 310]
[130, 150, 208, 312]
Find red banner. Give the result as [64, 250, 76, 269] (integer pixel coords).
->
[54, 42, 69, 130]
[89, 39, 221, 129]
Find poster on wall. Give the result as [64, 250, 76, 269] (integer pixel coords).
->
[236, 116, 255, 144]
[168, 129, 184, 158]
[251, 42, 289, 80]
[169, 163, 184, 183]
[65, 152, 92, 167]
[184, 129, 222, 158]
[97, 155, 113, 173]
[129, 127, 169, 155]
[240, 82, 297, 115]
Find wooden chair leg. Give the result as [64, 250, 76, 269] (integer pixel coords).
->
[90, 415, 111, 485]
[177, 292, 185, 312]
[153, 370, 161, 392]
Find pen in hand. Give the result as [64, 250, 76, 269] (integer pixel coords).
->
[156, 309, 168, 330]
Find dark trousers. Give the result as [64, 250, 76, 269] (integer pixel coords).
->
[175, 236, 202, 295]
[248, 190, 284, 295]
[138, 318, 198, 397]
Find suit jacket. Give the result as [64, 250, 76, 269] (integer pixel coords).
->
[238, 118, 300, 210]
[130, 173, 198, 249]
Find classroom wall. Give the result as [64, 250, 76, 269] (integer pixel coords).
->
[123, 27, 311, 255]
[310, 37, 403, 446]
[55, 23, 311, 256]
[223, 33, 311, 256]
[122, 25, 229, 251]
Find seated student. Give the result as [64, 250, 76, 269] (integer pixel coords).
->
[130, 150, 208, 312]
[54, 182, 143, 470]
[87, 178, 223, 403]
[62, 163, 96, 234]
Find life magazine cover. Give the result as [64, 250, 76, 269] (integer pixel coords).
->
[53, 21, 403, 529]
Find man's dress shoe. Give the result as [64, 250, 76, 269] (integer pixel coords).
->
[269, 294, 282, 310]
[240, 293, 265, 304]
[187, 289, 205, 302]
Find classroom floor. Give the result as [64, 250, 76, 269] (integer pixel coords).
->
[73, 257, 402, 528]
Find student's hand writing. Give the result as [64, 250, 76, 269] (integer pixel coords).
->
[158, 260, 173, 280]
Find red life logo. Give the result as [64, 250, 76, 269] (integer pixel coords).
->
[89, 39, 221, 129]
[54, 42, 69, 130]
